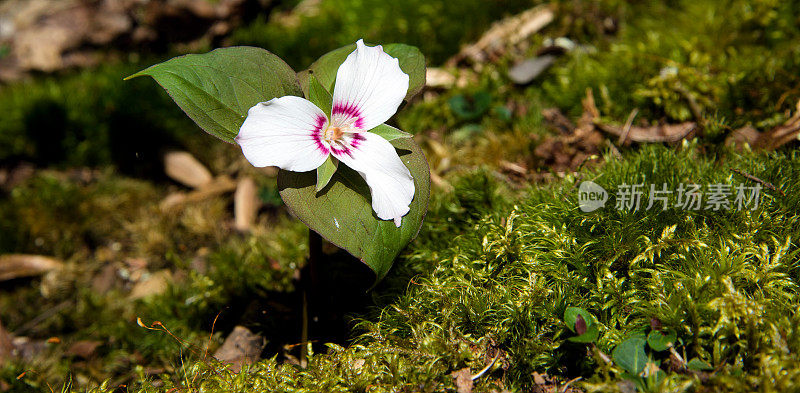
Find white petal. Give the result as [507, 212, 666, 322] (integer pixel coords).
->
[236, 96, 330, 172]
[332, 39, 409, 131]
[332, 132, 414, 227]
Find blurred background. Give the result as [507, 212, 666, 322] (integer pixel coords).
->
[1, 0, 799, 391]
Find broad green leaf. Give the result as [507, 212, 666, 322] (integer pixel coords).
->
[567, 323, 599, 343]
[126, 46, 301, 143]
[449, 91, 492, 121]
[297, 43, 426, 103]
[564, 307, 595, 333]
[278, 137, 430, 281]
[316, 156, 338, 192]
[564, 307, 599, 343]
[612, 337, 648, 375]
[370, 124, 413, 141]
[308, 74, 333, 118]
[646, 328, 677, 352]
[687, 358, 713, 371]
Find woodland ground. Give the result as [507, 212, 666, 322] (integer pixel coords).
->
[1, 0, 800, 392]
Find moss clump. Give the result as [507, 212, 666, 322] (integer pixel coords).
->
[58, 145, 799, 393]
[230, 0, 533, 68]
[542, 0, 800, 125]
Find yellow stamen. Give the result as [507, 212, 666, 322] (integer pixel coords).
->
[324, 126, 344, 141]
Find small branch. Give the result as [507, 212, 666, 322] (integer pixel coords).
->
[731, 168, 784, 196]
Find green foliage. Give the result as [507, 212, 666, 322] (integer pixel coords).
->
[231, 0, 533, 68]
[297, 42, 426, 102]
[278, 137, 431, 281]
[127, 47, 303, 143]
[59, 145, 800, 393]
[542, 0, 800, 125]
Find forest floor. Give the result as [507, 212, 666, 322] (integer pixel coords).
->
[1, 0, 800, 392]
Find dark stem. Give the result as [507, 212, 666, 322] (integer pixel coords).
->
[300, 230, 323, 367]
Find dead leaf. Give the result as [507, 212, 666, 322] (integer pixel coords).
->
[0, 254, 63, 281]
[451, 368, 473, 393]
[163, 151, 213, 189]
[426, 68, 457, 88]
[129, 270, 172, 300]
[726, 125, 760, 148]
[66, 340, 102, 359]
[91, 263, 119, 294]
[214, 326, 264, 373]
[596, 121, 696, 143]
[448, 5, 554, 66]
[754, 100, 800, 150]
[508, 54, 556, 85]
[234, 177, 260, 232]
[159, 176, 238, 211]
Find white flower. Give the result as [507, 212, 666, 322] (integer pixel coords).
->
[235, 40, 414, 227]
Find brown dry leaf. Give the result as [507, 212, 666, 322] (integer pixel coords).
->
[596, 121, 696, 143]
[91, 263, 119, 294]
[426, 68, 457, 88]
[451, 368, 473, 393]
[754, 100, 800, 150]
[129, 270, 172, 300]
[66, 340, 102, 359]
[163, 151, 213, 189]
[214, 326, 264, 373]
[160, 176, 238, 211]
[0, 254, 63, 281]
[448, 5, 554, 66]
[725, 125, 760, 148]
[234, 177, 261, 232]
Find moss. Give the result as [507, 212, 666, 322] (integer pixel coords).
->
[230, 0, 533, 68]
[56, 146, 797, 393]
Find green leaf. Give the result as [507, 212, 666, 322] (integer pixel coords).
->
[308, 74, 333, 118]
[687, 358, 713, 371]
[297, 43, 426, 103]
[448, 91, 492, 121]
[564, 307, 595, 333]
[370, 124, 412, 141]
[278, 137, 430, 281]
[612, 337, 648, 375]
[647, 328, 677, 352]
[567, 323, 599, 343]
[316, 156, 338, 192]
[564, 307, 599, 343]
[126, 46, 301, 143]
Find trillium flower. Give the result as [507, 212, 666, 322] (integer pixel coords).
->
[235, 40, 414, 227]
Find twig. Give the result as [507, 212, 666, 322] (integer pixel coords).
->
[675, 83, 704, 125]
[618, 108, 639, 146]
[11, 301, 70, 336]
[731, 168, 784, 196]
[300, 231, 323, 368]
